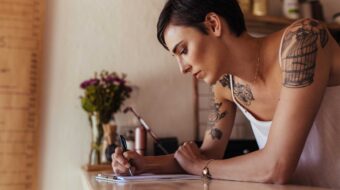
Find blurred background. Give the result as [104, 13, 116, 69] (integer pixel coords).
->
[0, 0, 338, 190]
[41, 0, 340, 189]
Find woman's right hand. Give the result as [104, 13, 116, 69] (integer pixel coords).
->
[111, 147, 146, 175]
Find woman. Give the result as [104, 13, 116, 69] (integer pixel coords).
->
[112, 0, 340, 188]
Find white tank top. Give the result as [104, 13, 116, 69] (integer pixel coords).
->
[229, 75, 340, 188]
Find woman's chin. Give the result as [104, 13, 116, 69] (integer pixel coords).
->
[203, 76, 217, 86]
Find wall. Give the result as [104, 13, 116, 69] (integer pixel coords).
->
[40, 1, 194, 190]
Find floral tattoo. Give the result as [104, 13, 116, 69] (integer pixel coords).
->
[210, 128, 223, 140]
[233, 83, 255, 106]
[207, 101, 227, 140]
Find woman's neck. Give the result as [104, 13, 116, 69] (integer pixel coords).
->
[222, 33, 265, 84]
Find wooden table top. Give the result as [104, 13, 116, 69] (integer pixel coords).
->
[81, 171, 331, 190]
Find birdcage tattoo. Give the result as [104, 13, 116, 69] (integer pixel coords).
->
[281, 27, 319, 87]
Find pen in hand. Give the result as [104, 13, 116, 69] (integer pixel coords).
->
[119, 135, 134, 176]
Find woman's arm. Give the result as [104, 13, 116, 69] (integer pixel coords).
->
[173, 78, 238, 173]
[113, 81, 237, 175]
[200, 80, 237, 159]
[112, 148, 186, 175]
[143, 81, 237, 174]
[174, 18, 332, 184]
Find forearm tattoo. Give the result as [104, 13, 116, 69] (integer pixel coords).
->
[210, 128, 223, 140]
[207, 102, 227, 140]
[281, 19, 329, 88]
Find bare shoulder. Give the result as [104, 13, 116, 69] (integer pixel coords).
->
[282, 18, 329, 48]
[279, 18, 330, 88]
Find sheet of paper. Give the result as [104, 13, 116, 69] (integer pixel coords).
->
[96, 173, 201, 183]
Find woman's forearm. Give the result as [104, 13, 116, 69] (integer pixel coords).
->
[143, 154, 185, 174]
[201, 149, 280, 183]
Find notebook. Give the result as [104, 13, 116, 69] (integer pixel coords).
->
[95, 173, 201, 183]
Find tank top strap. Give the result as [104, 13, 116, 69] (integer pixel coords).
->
[229, 74, 238, 103]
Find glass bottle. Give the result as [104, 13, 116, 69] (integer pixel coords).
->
[253, 0, 268, 16]
[125, 130, 135, 151]
[283, 0, 300, 20]
[238, 0, 252, 14]
[135, 126, 146, 156]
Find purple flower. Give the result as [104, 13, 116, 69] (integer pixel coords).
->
[80, 79, 99, 89]
[125, 86, 132, 93]
[115, 78, 125, 84]
[103, 76, 118, 85]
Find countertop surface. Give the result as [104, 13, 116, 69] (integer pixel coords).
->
[81, 171, 332, 190]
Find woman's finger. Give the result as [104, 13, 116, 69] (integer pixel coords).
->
[112, 160, 129, 175]
[113, 150, 130, 167]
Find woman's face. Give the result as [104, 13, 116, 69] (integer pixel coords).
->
[163, 24, 226, 85]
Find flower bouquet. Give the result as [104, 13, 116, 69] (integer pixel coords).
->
[80, 70, 132, 164]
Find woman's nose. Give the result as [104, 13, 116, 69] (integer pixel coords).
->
[179, 62, 192, 74]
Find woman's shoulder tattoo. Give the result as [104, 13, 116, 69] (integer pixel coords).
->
[281, 18, 329, 88]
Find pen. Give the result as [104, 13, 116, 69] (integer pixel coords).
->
[119, 135, 134, 176]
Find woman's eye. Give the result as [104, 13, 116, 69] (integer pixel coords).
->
[180, 48, 187, 55]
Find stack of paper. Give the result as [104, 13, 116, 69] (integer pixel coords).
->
[96, 173, 201, 183]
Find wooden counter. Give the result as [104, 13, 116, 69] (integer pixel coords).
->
[81, 171, 331, 190]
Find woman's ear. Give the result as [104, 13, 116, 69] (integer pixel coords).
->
[204, 12, 222, 37]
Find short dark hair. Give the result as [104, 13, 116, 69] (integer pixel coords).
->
[157, 0, 246, 50]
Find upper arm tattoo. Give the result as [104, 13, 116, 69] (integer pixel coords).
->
[281, 19, 329, 88]
[208, 102, 227, 124]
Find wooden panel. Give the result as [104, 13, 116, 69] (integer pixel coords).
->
[0, 0, 44, 190]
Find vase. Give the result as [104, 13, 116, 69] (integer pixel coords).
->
[101, 120, 117, 163]
[88, 112, 103, 165]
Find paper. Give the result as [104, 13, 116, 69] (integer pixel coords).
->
[96, 173, 201, 183]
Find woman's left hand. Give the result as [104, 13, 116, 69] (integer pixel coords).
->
[174, 141, 207, 175]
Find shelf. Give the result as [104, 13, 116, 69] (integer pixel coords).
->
[244, 14, 340, 34]
[245, 14, 292, 25]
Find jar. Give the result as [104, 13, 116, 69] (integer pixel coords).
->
[238, 0, 252, 14]
[135, 126, 146, 156]
[283, 0, 300, 20]
[253, 0, 267, 16]
[125, 130, 135, 151]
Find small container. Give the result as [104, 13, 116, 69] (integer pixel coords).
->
[283, 0, 300, 20]
[135, 125, 146, 155]
[238, 0, 252, 14]
[253, 0, 267, 16]
[125, 130, 135, 151]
